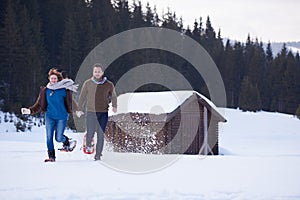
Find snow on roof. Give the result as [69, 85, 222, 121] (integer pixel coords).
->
[109, 90, 225, 119]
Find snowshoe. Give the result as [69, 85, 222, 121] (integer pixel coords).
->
[83, 133, 95, 154]
[58, 139, 77, 152]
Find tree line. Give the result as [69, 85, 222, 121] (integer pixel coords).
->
[0, 0, 299, 116]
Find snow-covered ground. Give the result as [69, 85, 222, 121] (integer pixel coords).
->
[0, 109, 300, 199]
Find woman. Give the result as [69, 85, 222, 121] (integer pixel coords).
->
[21, 68, 78, 162]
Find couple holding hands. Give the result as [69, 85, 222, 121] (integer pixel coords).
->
[21, 63, 117, 162]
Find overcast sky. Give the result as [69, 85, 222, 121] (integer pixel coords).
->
[129, 0, 300, 42]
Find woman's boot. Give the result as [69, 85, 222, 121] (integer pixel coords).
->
[44, 150, 56, 162]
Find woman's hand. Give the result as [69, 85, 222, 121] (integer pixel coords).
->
[21, 108, 31, 115]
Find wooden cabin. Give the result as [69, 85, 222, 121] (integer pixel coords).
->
[105, 91, 226, 155]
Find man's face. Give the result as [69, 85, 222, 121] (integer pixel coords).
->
[93, 67, 104, 79]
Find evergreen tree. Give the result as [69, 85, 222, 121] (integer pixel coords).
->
[201, 16, 223, 68]
[27, 0, 48, 87]
[295, 53, 300, 112]
[242, 36, 265, 111]
[61, 0, 81, 78]
[199, 17, 204, 36]
[73, 0, 94, 65]
[239, 76, 262, 111]
[261, 41, 274, 110]
[185, 26, 192, 38]
[70, 14, 95, 104]
[213, 28, 224, 68]
[221, 40, 236, 107]
[19, 5, 38, 103]
[130, 0, 145, 28]
[38, 0, 66, 65]
[161, 9, 180, 31]
[3, 1, 46, 111]
[0, 0, 7, 26]
[244, 35, 255, 76]
[152, 6, 160, 27]
[270, 44, 288, 112]
[282, 51, 299, 114]
[231, 41, 245, 107]
[296, 104, 300, 119]
[145, 2, 154, 27]
[114, 0, 131, 33]
[191, 21, 201, 42]
[0, 0, 25, 112]
[96, 0, 116, 38]
[266, 41, 273, 64]
[20, 0, 48, 103]
[204, 16, 215, 40]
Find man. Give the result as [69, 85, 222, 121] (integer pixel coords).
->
[76, 63, 117, 160]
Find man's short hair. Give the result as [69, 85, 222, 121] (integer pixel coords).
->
[93, 63, 104, 70]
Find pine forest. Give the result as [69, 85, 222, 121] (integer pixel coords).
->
[0, 0, 299, 117]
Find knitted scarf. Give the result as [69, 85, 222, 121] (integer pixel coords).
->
[46, 79, 78, 92]
[92, 77, 107, 85]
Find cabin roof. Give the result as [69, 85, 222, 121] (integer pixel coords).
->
[109, 90, 226, 121]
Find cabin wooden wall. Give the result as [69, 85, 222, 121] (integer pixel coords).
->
[105, 97, 221, 155]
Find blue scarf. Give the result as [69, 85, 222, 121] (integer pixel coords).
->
[92, 77, 107, 85]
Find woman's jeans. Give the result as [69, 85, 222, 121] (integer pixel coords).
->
[86, 112, 108, 156]
[45, 114, 67, 151]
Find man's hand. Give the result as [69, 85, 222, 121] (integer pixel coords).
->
[112, 107, 117, 113]
[76, 111, 84, 118]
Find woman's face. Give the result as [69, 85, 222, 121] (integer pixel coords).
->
[93, 67, 104, 79]
[49, 74, 58, 85]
